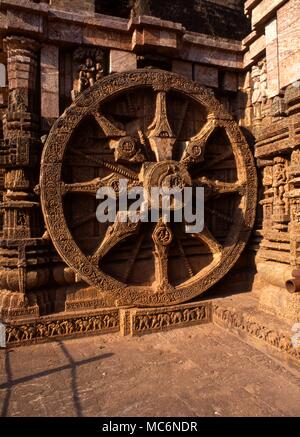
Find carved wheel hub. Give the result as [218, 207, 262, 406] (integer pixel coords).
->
[40, 70, 257, 307]
[141, 161, 191, 209]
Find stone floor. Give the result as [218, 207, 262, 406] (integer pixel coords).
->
[0, 324, 299, 417]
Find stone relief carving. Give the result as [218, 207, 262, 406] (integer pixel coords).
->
[71, 47, 106, 101]
[272, 157, 289, 231]
[6, 311, 119, 344]
[288, 149, 300, 225]
[258, 154, 300, 271]
[271, 95, 287, 117]
[257, 162, 273, 233]
[259, 156, 291, 235]
[40, 69, 257, 307]
[213, 304, 300, 360]
[251, 59, 268, 120]
[256, 78, 300, 265]
[133, 304, 209, 333]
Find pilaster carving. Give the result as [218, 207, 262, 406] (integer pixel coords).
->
[251, 59, 268, 121]
[287, 149, 300, 267]
[0, 36, 48, 304]
[272, 157, 289, 231]
[260, 162, 273, 231]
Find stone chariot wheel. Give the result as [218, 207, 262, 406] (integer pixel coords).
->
[40, 69, 257, 307]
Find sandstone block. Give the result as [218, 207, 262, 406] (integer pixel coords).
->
[224, 71, 238, 92]
[109, 50, 137, 74]
[41, 45, 59, 122]
[194, 65, 218, 88]
[172, 60, 193, 80]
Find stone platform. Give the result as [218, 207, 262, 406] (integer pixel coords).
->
[1, 323, 299, 417]
[2, 292, 300, 368]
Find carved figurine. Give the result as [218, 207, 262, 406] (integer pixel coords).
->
[251, 60, 268, 119]
[72, 48, 106, 100]
[78, 57, 95, 93]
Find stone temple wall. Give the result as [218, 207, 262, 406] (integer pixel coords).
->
[51, 1, 249, 39]
[240, 0, 300, 322]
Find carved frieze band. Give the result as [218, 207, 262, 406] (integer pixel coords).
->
[213, 304, 300, 361]
[3, 302, 212, 344]
[131, 302, 212, 335]
[5, 310, 120, 345]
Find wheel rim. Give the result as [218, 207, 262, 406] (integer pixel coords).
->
[40, 69, 257, 307]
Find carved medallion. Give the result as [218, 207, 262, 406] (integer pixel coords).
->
[40, 70, 257, 307]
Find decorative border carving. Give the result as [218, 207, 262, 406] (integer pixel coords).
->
[4, 310, 119, 345]
[131, 302, 212, 335]
[213, 303, 300, 361]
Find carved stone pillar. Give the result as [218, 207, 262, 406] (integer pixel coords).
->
[256, 151, 300, 322]
[260, 160, 274, 232]
[0, 36, 48, 319]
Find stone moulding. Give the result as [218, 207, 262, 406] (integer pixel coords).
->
[2, 301, 212, 346]
[4, 308, 120, 346]
[0, 0, 244, 69]
[213, 303, 300, 363]
[122, 301, 212, 336]
[3, 298, 300, 368]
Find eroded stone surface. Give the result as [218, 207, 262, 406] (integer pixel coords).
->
[0, 324, 299, 417]
[0, 0, 299, 355]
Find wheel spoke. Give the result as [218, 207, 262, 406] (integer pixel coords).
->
[92, 110, 127, 137]
[122, 233, 145, 283]
[152, 219, 173, 292]
[61, 173, 141, 196]
[193, 176, 246, 197]
[181, 116, 218, 165]
[109, 135, 146, 164]
[148, 91, 176, 161]
[69, 148, 139, 180]
[91, 212, 141, 264]
[175, 231, 194, 279]
[191, 224, 222, 257]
